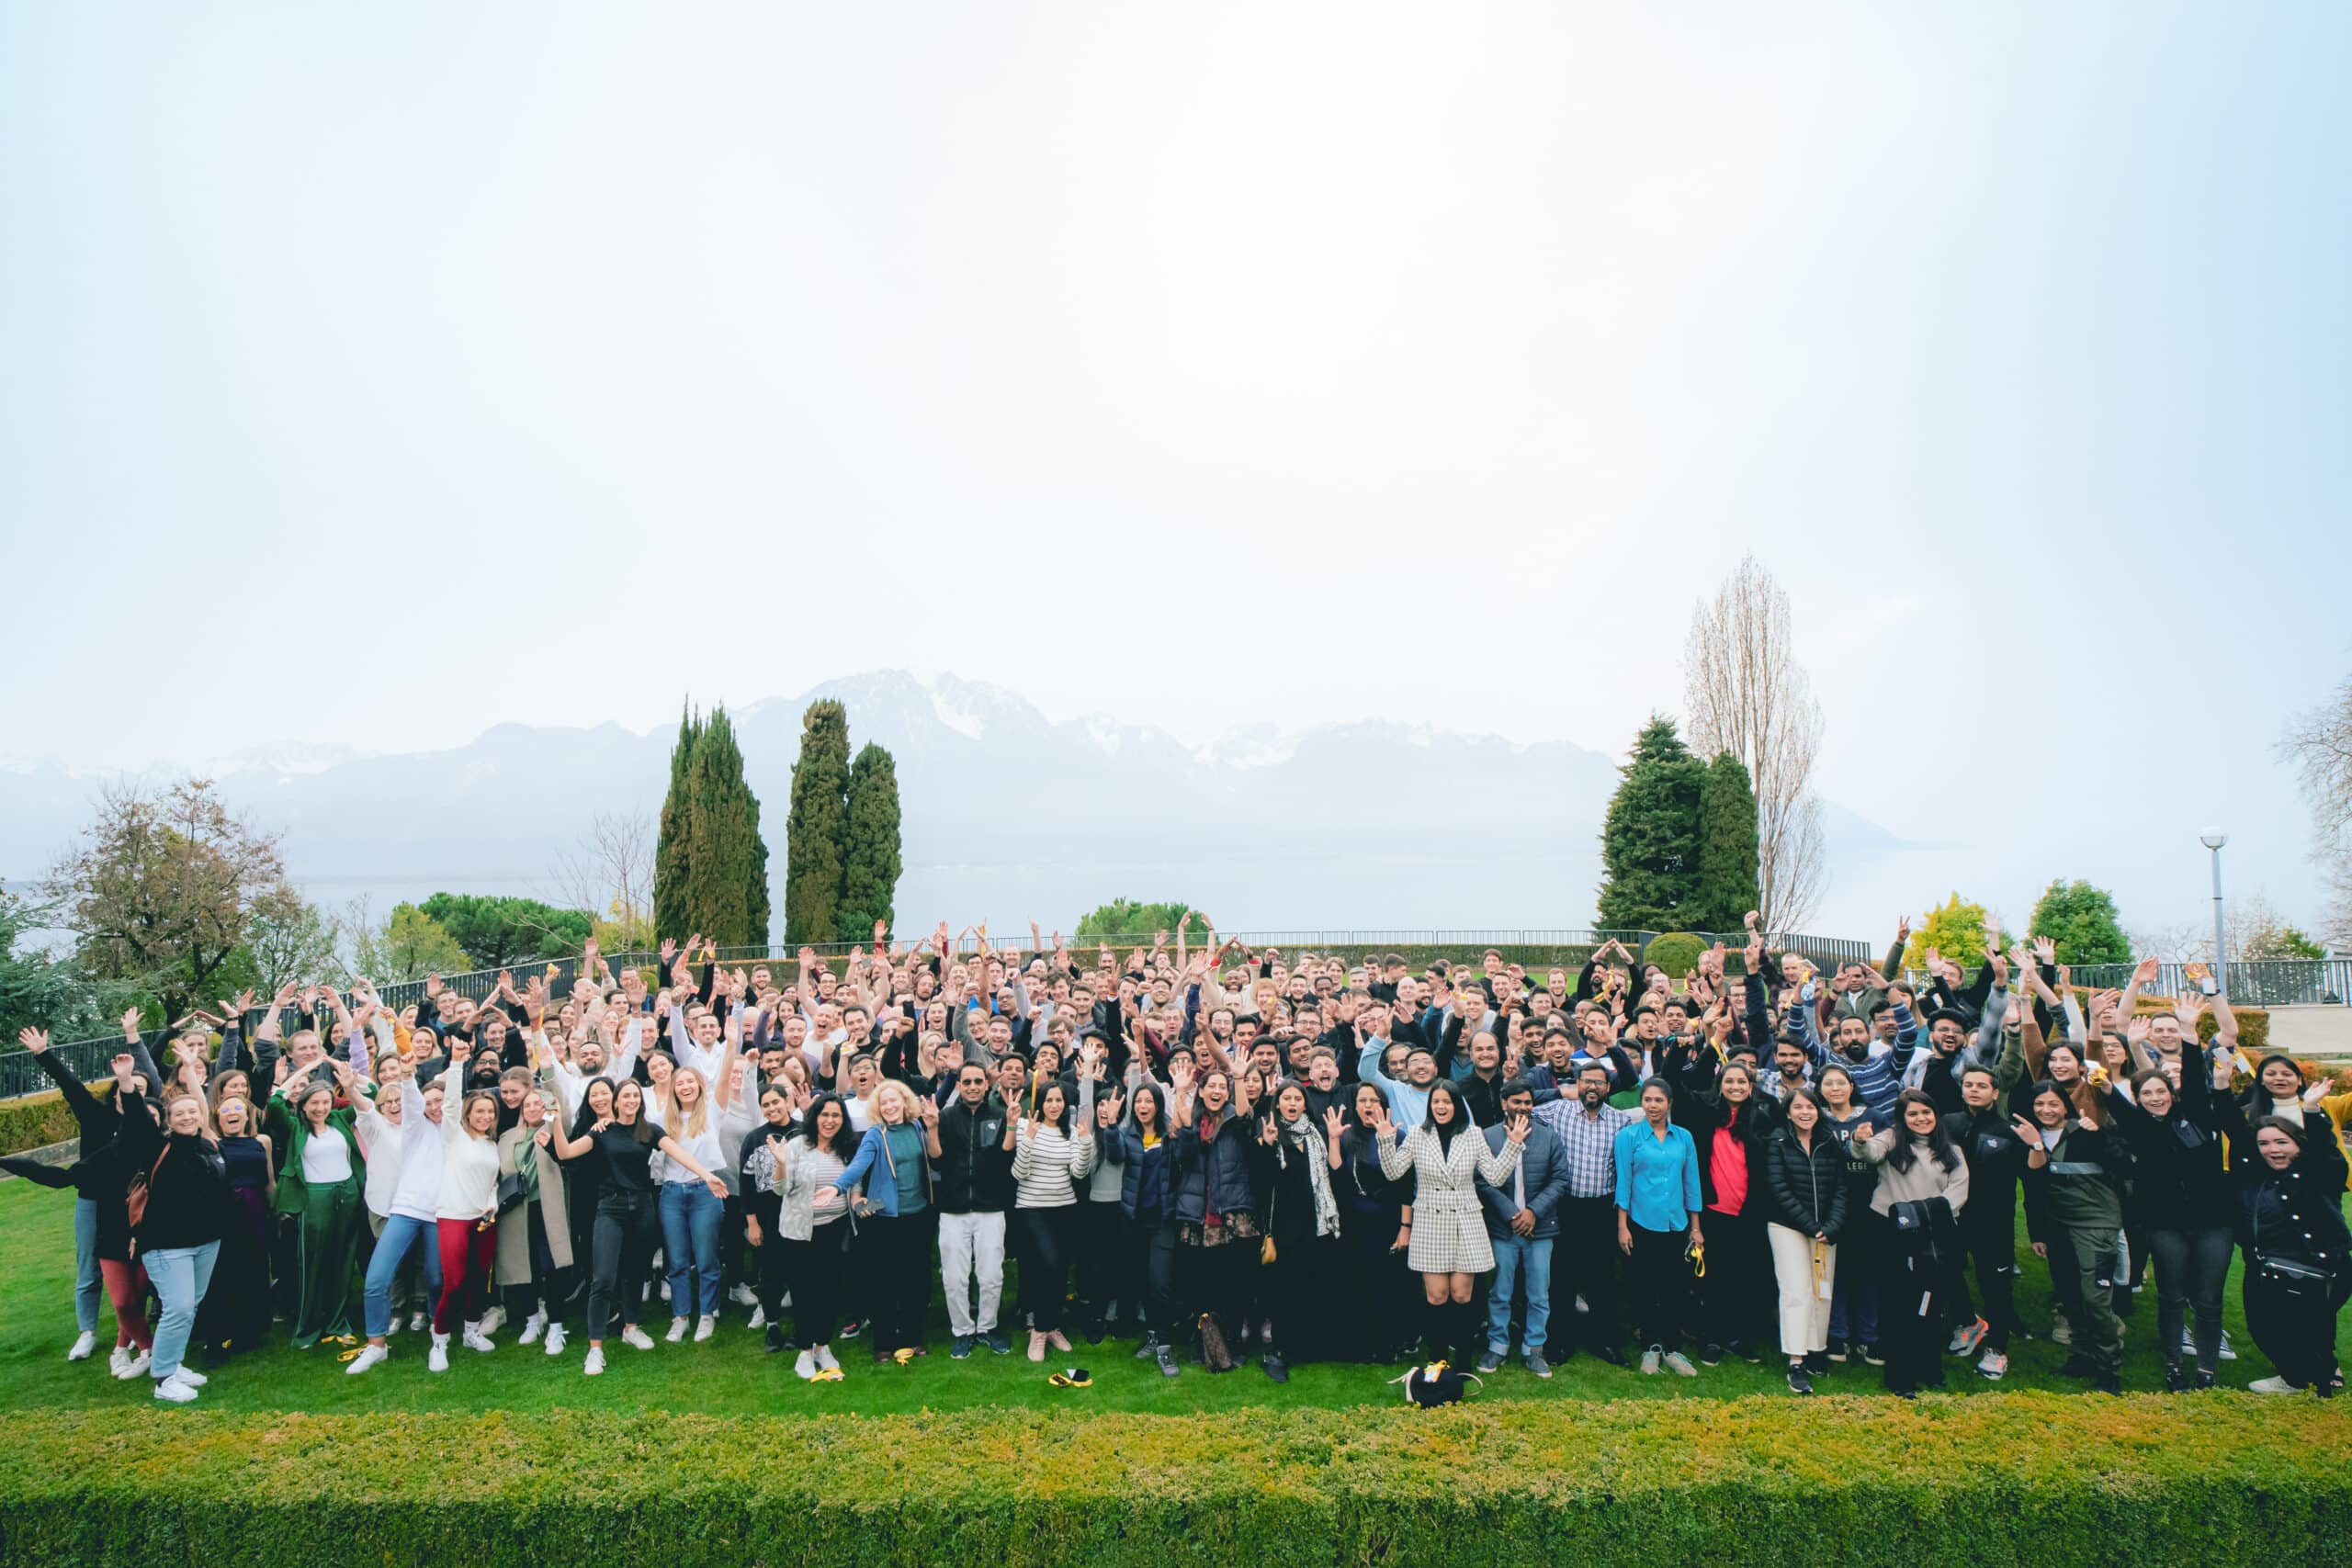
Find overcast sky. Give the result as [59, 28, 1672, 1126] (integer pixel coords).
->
[4, 6, 2346, 933]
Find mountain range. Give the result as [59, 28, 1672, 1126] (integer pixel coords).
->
[0, 671, 1905, 940]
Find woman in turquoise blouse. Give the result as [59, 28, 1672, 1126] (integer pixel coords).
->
[1614, 1077, 1703, 1377]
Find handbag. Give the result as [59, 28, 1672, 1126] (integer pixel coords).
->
[124, 1148, 169, 1242]
[1261, 1183, 1278, 1265]
[495, 1170, 529, 1214]
[2257, 1253, 2335, 1302]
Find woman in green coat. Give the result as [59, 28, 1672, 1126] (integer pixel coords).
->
[268, 1064, 368, 1348]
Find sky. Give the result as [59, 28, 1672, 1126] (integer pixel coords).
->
[3, 5, 2347, 936]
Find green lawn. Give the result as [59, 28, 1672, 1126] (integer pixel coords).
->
[0, 1179, 2341, 1417]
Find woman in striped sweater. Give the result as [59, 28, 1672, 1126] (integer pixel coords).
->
[1010, 1079, 1100, 1360]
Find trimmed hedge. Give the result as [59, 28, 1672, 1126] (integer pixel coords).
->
[3, 1397, 2349, 1566]
[0, 1084, 108, 1159]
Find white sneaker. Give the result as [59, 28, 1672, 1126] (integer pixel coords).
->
[1639, 1347, 1661, 1375]
[171, 1365, 208, 1386]
[794, 1350, 817, 1381]
[665, 1316, 689, 1343]
[731, 1284, 758, 1308]
[152, 1374, 198, 1404]
[408, 1311, 427, 1333]
[1663, 1350, 1698, 1377]
[519, 1311, 547, 1346]
[582, 1345, 605, 1376]
[2219, 1329, 2237, 1361]
[695, 1314, 716, 1343]
[659, 1280, 672, 1303]
[814, 1345, 840, 1372]
[2248, 1375, 2299, 1393]
[747, 1305, 765, 1330]
[462, 1329, 497, 1355]
[115, 1349, 152, 1381]
[68, 1331, 96, 1362]
[543, 1323, 567, 1358]
[428, 1334, 450, 1373]
[107, 1346, 130, 1376]
[345, 1345, 389, 1376]
[622, 1325, 656, 1350]
[478, 1306, 505, 1336]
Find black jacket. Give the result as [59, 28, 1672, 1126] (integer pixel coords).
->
[1170, 1113, 1259, 1224]
[2104, 1056, 2233, 1233]
[1763, 1126, 1849, 1239]
[121, 1112, 231, 1254]
[2233, 1135, 2351, 1271]
[1675, 1091, 1776, 1215]
[930, 1098, 1015, 1214]
[1942, 1107, 2030, 1230]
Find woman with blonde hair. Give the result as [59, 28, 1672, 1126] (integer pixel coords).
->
[495, 1088, 575, 1357]
[654, 1024, 751, 1342]
[820, 1077, 943, 1361]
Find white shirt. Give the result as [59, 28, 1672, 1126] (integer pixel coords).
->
[301, 1130, 354, 1185]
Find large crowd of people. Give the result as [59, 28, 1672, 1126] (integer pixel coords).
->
[6, 914, 2347, 1406]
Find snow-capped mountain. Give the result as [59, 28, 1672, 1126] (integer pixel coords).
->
[0, 671, 1901, 935]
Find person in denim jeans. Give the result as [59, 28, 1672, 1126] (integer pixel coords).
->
[124, 1089, 232, 1403]
[654, 1048, 752, 1343]
[343, 1066, 447, 1377]
[1476, 1081, 1569, 1375]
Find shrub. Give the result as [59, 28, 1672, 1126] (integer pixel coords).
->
[1642, 931, 1708, 980]
[1, 1400, 2348, 1567]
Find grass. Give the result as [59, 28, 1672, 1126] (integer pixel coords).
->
[0, 1179, 2344, 1417]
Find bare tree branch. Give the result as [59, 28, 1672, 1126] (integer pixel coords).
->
[1680, 555, 1826, 931]
[2279, 674, 2352, 951]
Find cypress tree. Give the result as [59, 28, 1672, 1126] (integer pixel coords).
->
[1595, 716, 1705, 932]
[653, 704, 703, 943]
[838, 742, 903, 942]
[785, 700, 852, 946]
[680, 706, 768, 948]
[1694, 751, 1763, 935]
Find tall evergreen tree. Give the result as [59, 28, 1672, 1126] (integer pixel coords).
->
[1595, 716, 1705, 931]
[1694, 751, 1763, 934]
[653, 705, 703, 942]
[838, 742, 903, 942]
[785, 700, 852, 945]
[680, 706, 769, 948]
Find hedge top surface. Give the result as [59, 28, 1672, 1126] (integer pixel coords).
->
[3, 1396, 2347, 1505]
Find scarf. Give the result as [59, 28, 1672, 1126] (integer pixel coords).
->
[1278, 1116, 1341, 1239]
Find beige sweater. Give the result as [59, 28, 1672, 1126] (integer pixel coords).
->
[1860, 1128, 1971, 1218]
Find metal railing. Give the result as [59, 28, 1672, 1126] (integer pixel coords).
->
[0, 926, 1886, 1100]
[2025, 960, 2352, 1010]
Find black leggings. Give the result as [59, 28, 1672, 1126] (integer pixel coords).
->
[587, 1196, 660, 1340]
[2148, 1225, 2233, 1372]
[1128, 1216, 1180, 1338]
[1015, 1206, 1077, 1332]
[1626, 1224, 1689, 1352]
[501, 1201, 573, 1325]
[865, 1210, 934, 1352]
[1878, 1242, 1946, 1393]
[1699, 1206, 1769, 1349]
[784, 1223, 849, 1349]
[1951, 1215, 2020, 1351]
[1073, 1200, 1125, 1322]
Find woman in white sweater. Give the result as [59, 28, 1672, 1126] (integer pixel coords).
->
[652, 1041, 753, 1343]
[1010, 1078, 1100, 1359]
[430, 1055, 504, 1372]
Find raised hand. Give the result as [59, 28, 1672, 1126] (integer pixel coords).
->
[17, 1027, 48, 1054]
[1324, 1105, 1344, 1140]
[121, 1005, 143, 1037]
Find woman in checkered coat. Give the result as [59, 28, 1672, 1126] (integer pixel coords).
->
[1374, 1081, 1527, 1364]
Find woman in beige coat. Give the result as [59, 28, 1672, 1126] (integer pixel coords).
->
[496, 1088, 576, 1359]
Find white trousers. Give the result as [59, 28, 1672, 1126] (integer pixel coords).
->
[1767, 1222, 1838, 1358]
[937, 1209, 1007, 1336]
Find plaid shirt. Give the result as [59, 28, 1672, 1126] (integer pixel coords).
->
[1532, 1099, 1636, 1199]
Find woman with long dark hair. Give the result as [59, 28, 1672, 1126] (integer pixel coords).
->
[1815, 1063, 1880, 1368]
[1002, 1079, 1098, 1361]
[1336, 1080, 1416, 1364]
[738, 1081, 803, 1347]
[545, 1077, 729, 1376]
[1374, 1078, 1527, 1368]
[1248, 1079, 1346, 1382]
[1613, 1077, 1702, 1377]
[1678, 1059, 1777, 1365]
[2221, 1114, 2349, 1395]
[2017, 1078, 2125, 1393]
[775, 1093, 858, 1379]
[1860, 1089, 1969, 1396]
[1763, 1086, 1846, 1393]
[2103, 1046, 2234, 1391]
[1169, 1064, 1262, 1370]
[1099, 1080, 1182, 1373]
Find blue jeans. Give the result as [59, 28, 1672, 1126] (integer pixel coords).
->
[362, 1213, 444, 1338]
[146, 1241, 220, 1381]
[74, 1197, 102, 1335]
[660, 1181, 722, 1318]
[1488, 1234, 1554, 1354]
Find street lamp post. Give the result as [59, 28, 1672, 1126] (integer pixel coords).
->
[2200, 829, 2228, 993]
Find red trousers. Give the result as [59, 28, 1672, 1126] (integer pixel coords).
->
[433, 1217, 498, 1335]
[100, 1258, 153, 1349]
